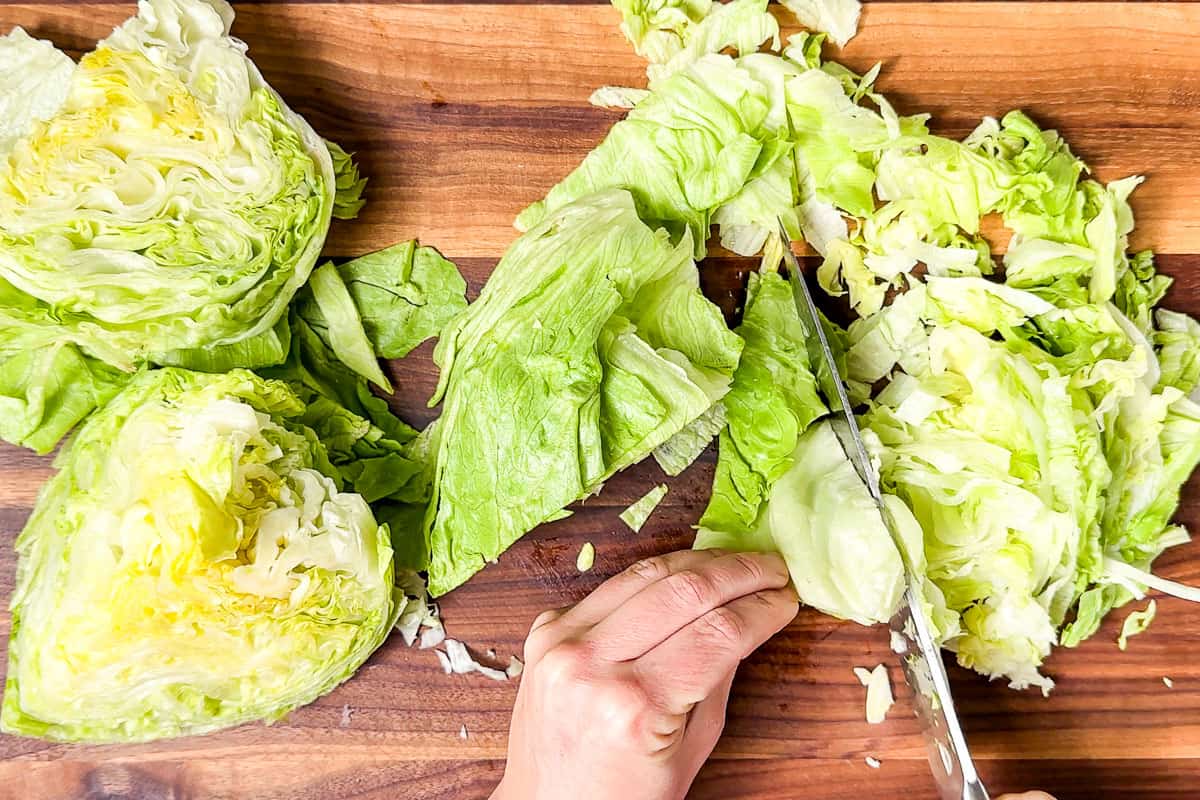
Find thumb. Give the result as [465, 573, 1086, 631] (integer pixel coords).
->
[996, 793, 1056, 800]
[678, 668, 736, 774]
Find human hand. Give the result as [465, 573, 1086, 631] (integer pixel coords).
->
[491, 549, 798, 800]
[996, 794, 1056, 800]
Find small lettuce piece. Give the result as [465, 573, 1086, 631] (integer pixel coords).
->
[0, 343, 128, 455]
[778, 0, 861, 47]
[304, 263, 393, 393]
[427, 190, 741, 595]
[1117, 600, 1156, 651]
[612, 0, 779, 82]
[1155, 309, 1200, 397]
[611, 0, 714, 64]
[590, 85, 651, 110]
[2, 368, 397, 742]
[646, 0, 780, 82]
[1101, 387, 1200, 565]
[0, 28, 74, 151]
[1115, 250, 1171, 335]
[654, 401, 726, 475]
[327, 140, 368, 220]
[854, 664, 894, 724]
[699, 270, 826, 535]
[620, 484, 669, 532]
[576, 542, 597, 572]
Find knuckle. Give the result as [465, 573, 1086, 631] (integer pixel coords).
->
[523, 626, 553, 662]
[626, 555, 671, 583]
[535, 641, 593, 688]
[595, 677, 653, 740]
[729, 552, 767, 584]
[698, 606, 746, 648]
[529, 608, 562, 634]
[666, 569, 717, 609]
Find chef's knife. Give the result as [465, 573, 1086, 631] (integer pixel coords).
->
[778, 222, 989, 800]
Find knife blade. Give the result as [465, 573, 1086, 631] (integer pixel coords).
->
[778, 222, 989, 800]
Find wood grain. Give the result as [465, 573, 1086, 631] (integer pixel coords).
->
[0, 2, 1199, 799]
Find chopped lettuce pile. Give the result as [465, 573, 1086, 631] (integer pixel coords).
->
[586, 0, 1200, 691]
[3, 369, 398, 742]
[0, 0, 365, 454]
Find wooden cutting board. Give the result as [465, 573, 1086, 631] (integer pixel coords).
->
[0, 2, 1198, 798]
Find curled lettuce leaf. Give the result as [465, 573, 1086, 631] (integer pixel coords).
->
[2, 368, 397, 742]
[778, 0, 861, 47]
[700, 420, 908, 625]
[613, 0, 779, 82]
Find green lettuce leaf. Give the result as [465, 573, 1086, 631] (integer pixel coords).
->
[426, 190, 741, 595]
[699, 270, 826, 535]
[327, 140, 368, 220]
[2, 368, 397, 742]
[516, 55, 774, 257]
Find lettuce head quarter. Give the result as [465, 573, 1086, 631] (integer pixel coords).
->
[2, 369, 398, 743]
[0, 0, 346, 452]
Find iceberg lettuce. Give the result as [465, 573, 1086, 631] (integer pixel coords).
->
[2, 369, 398, 742]
[0, 0, 353, 452]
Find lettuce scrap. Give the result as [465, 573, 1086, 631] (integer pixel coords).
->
[620, 484, 669, 532]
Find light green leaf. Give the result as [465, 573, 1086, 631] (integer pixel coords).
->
[778, 0, 861, 47]
[427, 190, 740, 595]
[305, 263, 392, 393]
[620, 484, 669, 532]
[1117, 600, 1156, 651]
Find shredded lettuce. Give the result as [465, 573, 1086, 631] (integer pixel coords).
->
[1116, 600, 1156, 651]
